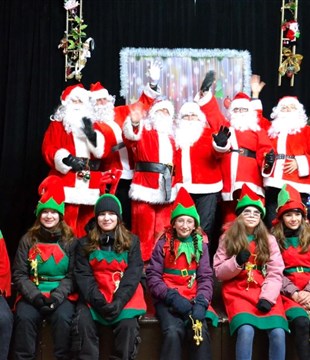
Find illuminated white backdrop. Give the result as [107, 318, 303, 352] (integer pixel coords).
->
[119, 47, 252, 116]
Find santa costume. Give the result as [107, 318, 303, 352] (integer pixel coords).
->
[42, 84, 106, 236]
[174, 100, 229, 253]
[123, 100, 177, 261]
[219, 92, 273, 224]
[90, 81, 161, 229]
[263, 96, 310, 227]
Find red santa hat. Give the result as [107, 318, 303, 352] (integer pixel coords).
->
[89, 81, 111, 100]
[235, 183, 266, 218]
[277, 96, 300, 108]
[276, 184, 307, 220]
[230, 92, 251, 111]
[35, 176, 65, 216]
[171, 187, 200, 226]
[149, 99, 174, 118]
[179, 102, 206, 123]
[61, 84, 89, 106]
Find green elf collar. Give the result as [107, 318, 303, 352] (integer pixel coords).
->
[176, 235, 202, 265]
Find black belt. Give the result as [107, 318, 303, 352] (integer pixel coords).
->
[112, 142, 126, 152]
[231, 148, 256, 159]
[77, 158, 101, 171]
[275, 154, 295, 160]
[135, 162, 173, 201]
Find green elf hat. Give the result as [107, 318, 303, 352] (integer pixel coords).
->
[171, 187, 200, 226]
[35, 176, 65, 217]
[276, 183, 307, 220]
[235, 183, 266, 218]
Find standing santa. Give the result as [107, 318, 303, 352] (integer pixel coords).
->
[219, 92, 274, 225]
[263, 96, 310, 227]
[42, 83, 106, 236]
[123, 99, 176, 261]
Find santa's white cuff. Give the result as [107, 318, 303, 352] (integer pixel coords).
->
[54, 149, 71, 174]
[194, 90, 212, 106]
[123, 116, 143, 141]
[295, 155, 310, 177]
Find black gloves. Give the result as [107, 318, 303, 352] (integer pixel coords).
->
[32, 294, 60, 315]
[256, 299, 272, 313]
[264, 149, 275, 168]
[165, 289, 192, 317]
[212, 126, 231, 147]
[192, 294, 209, 321]
[200, 70, 216, 92]
[32, 293, 46, 309]
[62, 154, 85, 172]
[99, 299, 123, 322]
[82, 117, 97, 147]
[40, 296, 60, 315]
[236, 249, 251, 266]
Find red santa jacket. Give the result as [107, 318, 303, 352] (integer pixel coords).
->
[123, 118, 177, 204]
[174, 127, 228, 194]
[0, 232, 11, 297]
[42, 120, 105, 205]
[221, 127, 273, 201]
[263, 125, 310, 193]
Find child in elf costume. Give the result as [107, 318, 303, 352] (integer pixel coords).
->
[73, 193, 146, 359]
[12, 175, 77, 360]
[213, 183, 289, 360]
[146, 187, 217, 360]
[0, 230, 13, 360]
[271, 184, 310, 360]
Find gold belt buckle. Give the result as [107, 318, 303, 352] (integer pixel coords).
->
[181, 269, 188, 277]
[296, 266, 304, 273]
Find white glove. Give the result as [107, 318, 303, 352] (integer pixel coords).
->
[146, 59, 162, 85]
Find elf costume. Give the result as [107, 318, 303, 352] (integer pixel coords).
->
[12, 176, 77, 360]
[214, 184, 289, 335]
[73, 193, 146, 359]
[146, 187, 216, 360]
[275, 184, 310, 320]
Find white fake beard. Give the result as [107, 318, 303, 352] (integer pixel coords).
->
[93, 102, 115, 123]
[175, 120, 205, 148]
[63, 104, 93, 137]
[268, 111, 307, 138]
[229, 111, 260, 132]
[150, 112, 174, 135]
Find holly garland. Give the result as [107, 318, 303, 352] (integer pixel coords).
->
[278, 0, 302, 82]
[58, 1, 95, 81]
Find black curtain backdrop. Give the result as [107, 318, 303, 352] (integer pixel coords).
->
[1, 0, 309, 259]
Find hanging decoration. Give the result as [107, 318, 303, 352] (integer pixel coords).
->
[58, 0, 95, 81]
[120, 47, 251, 115]
[278, 0, 302, 86]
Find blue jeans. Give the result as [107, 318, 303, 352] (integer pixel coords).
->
[236, 324, 286, 360]
[0, 296, 13, 360]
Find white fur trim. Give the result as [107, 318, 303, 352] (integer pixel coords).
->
[212, 139, 231, 153]
[62, 87, 90, 106]
[87, 130, 104, 158]
[91, 88, 109, 100]
[230, 99, 251, 110]
[64, 183, 100, 205]
[295, 155, 310, 177]
[129, 183, 176, 203]
[122, 117, 143, 141]
[194, 91, 212, 106]
[149, 100, 174, 118]
[175, 181, 223, 194]
[54, 149, 71, 174]
[143, 83, 161, 99]
[251, 99, 262, 111]
[263, 177, 310, 193]
[222, 181, 264, 201]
